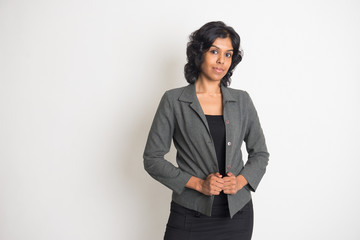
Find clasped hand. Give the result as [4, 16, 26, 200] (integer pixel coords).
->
[200, 172, 247, 196]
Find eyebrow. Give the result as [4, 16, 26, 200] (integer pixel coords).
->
[211, 44, 234, 52]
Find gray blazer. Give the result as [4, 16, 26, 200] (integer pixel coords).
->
[143, 83, 269, 218]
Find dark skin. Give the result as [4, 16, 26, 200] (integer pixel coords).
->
[185, 37, 248, 196]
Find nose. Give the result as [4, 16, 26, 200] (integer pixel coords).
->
[216, 54, 225, 64]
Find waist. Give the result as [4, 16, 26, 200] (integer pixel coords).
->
[171, 199, 230, 218]
[171, 186, 252, 217]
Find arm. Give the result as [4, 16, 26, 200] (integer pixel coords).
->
[239, 92, 269, 192]
[143, 92, 192, 195]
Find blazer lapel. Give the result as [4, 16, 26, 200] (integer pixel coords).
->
[178, 84, 211, 135]
[178, 84, 238, 139]
[221, 85, 237, 103]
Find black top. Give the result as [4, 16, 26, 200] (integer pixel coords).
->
[205, 115, 229, 217]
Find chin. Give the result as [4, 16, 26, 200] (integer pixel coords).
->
[212, 76, 225, 82]
[207, 78, 222, 82]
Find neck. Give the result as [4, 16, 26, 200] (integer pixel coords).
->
[195, 77, 221, 94]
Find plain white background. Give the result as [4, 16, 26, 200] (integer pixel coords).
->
[1, 0, 359, 239]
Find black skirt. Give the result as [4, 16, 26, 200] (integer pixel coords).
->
[164, 200, 253, 240]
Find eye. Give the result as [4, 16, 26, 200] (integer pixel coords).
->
[210, 49, 218, 54]
[225, 52, 232, 58]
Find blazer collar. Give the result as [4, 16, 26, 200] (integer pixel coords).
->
[178, 83, 237, 103]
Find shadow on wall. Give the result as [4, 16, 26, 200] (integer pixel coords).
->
[118, 55, 184, 239]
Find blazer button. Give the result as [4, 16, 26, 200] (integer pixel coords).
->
[227, 141, 232, 146]
[227, 165, 231, 170]
[225, 120, 230, 124]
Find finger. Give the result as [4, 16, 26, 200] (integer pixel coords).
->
[223, 177, 235, 182]
[224, 174, 235, 180]
[209, 173, 223, 180]
[223, 178, 236, 184]
[207, 173, 215, 178]
[211, 181, 223, 189]
[223, 182, 234, 188]
[209, 172, 221, 177]
[215, 178, 224, 184]
[211, 186, 223, 194]
[222, 183, 235, 189]
[210, 176, 224, 184]
[223, 183, 234, 189]
[215, 172, 222, 178]
[223, 187, 236, 192]
[226, 172, 234, 177]
[223, 185, 237, 193]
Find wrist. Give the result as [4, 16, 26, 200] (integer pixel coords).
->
[196, 178, 204, 193]
[186, 176, 204, 193]
[237, 175, 248, 189]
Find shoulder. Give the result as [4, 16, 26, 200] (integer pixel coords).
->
[164, 85, 188, 97]
[224, 86, 252, 103]
[226, 86, 248, 96]
[161, 85, 193, 103]
[153, 86, 189, 111]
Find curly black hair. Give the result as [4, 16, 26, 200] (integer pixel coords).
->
[184, 21, 243, 87]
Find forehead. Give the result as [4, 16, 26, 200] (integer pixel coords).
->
[211, 37, 233, 50]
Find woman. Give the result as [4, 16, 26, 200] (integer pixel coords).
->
[143, 21, 269, 240]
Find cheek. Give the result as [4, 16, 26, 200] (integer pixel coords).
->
[202, 59, 213, 71]
[225, 60, 232, 70]
[200, 62, 207, 73]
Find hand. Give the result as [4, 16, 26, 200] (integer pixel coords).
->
[199, 172, 224, 196]
[223, 172, 248, 195]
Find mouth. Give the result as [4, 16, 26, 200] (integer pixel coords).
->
[213, 67, 224, 73]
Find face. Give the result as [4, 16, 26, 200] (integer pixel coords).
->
[199, 37, 233, 82]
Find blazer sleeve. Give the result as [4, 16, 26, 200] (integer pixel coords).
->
[240, 92, 269, 192]
[143, 91, 192, 195]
